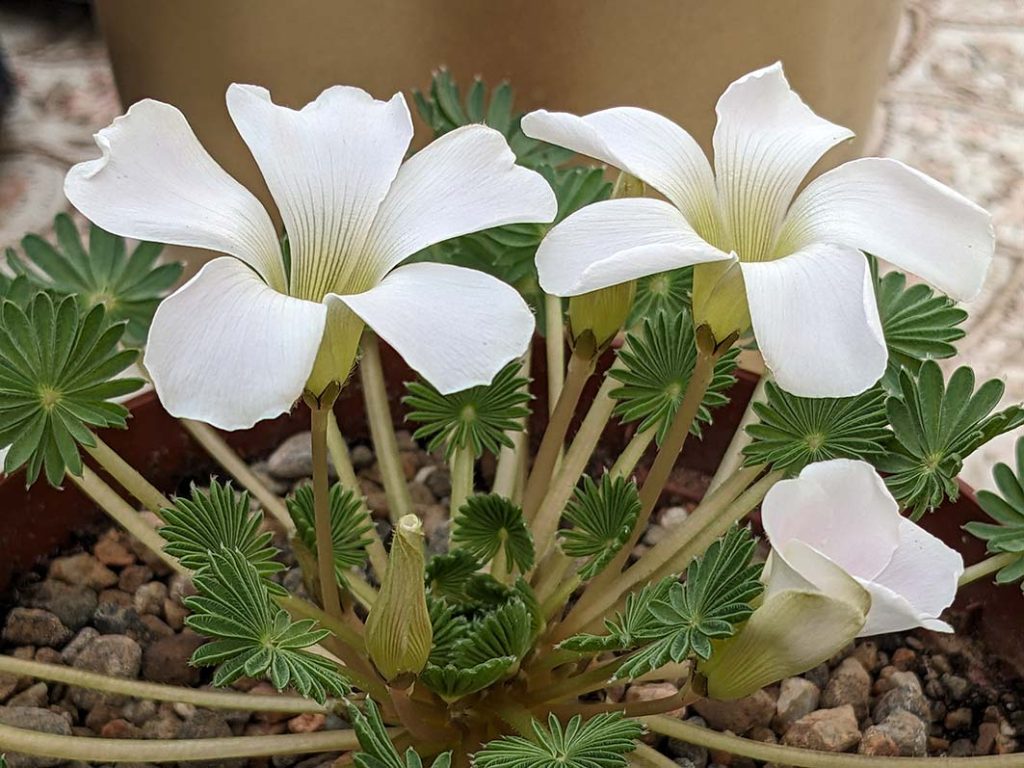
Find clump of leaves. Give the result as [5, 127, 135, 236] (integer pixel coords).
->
[611, 310, 739, 444]
[452, 494, 535, 573]
[965, 437, 1024, 587]
[561, 527, 762, 680]
[160, 480, 283, 581]
[349, 698, 452, 768]
[872, 263, 967, 392]
[473, 712, 643, 768]
[628, 267, 694, 327]
[877, 361, 1024, 519]
[0, 294, 143, 485]
[7, 213, 182, 345]
[185, 548, 348, 703]
[743, 381, 890, 474]
[404, 361, 531, 459]
[560, 474, 641, 580]
[287, 482, 373, 584]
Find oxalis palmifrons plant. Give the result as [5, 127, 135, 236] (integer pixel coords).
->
[0, 64, 1023, 768]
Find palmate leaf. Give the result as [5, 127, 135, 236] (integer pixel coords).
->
[185, 548, 348, 704]
[627, 267, 694, 327]
[420, 657, 516, 703]
[876, 361, 1024, 519]
[8, 213, 182, 346]
[560, 474, 641, 580]
[427, 596, 469, 665]
[287, 482, 373, 584]
[873, 264, 967, 393]
[404, 361, 531, 459]
[0, 266, 33, 306]
[426, 550, 483, 603]
[473, 713, 643, 768]
[559, 576, 676, 654]
[350, 698, 453, 768]
[159, 479, 283, 581]
[611, 310, 739, 444]
[965, 437, 1024, 587]
[0, 294, 143, 486]
[742, 381, 890, 474]
[451, 598, 533, 668]
[452, 494, 534, 573]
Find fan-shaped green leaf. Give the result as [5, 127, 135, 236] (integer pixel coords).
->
[349, 698, 453, 768]
[425, 550, 483, 603]
[877, 361, 1024, 519]
[0, 294, 143, 486]
[611, 311, 739, 444]
[160, 479, 283, 581]
[286, 482, 373, 585]
[473, 713, 643, 768]
[427, 596, 469, 665]
[9, 214, 182, 346]
[420, 657, 517, 702]
[560, 474, 641, 580]
[404, 362, 531, 459]
[628, 267, 693, 326]
[452, 494, 534, 572]
[453, 598, 533, 667]
[965, 437, 1024, 586]
[185, 548, 348, 703]
[558, 577, 676, 654]
[742, 380, 890, 474]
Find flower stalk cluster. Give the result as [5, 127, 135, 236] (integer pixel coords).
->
[0, 66, 1020, 768]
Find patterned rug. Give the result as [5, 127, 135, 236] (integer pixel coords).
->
[0, 0, 1021, 489]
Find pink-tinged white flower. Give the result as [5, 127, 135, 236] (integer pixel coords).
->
[762, 459, 964, 635]
[521, 63, 993, 397]
[65, 85, 556, 430]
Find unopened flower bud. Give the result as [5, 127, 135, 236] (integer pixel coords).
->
[364, 514, 432, 684]
[568, 280, 636, 352]
[691, 260, 751, 344]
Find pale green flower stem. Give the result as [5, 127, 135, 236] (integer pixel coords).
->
[705, 375, 768, 495]
[609, 424, 658, 479]
[640, 714, 1024, 768]
[959, 552, 1020, 587]
[326, 410, 389, 578]
[359, 332, 413, 524]
[83, 434, 172, 518]
[0, 653, 328, 713]
[544, 293, 566, 416]
[0, 721, 375, 764]
[491, 349, 532, 499]
[309, 397, 344, 623]
[180, 417, 293, 531]
[67, 466, 185, 576]
[450, 444, 474, 519]
[522, 348, 597, 522]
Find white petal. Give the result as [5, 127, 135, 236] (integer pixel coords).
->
[764, 541, 872, 617]
[364, 125, 556, 274]
[521, 107, 721, 238]
[762, 459, 902, 580]
[858, 580, 954, 636]
[144, 258, 326, 431]
[226, 84, 413, 300]
[713, 63, 853, 262]
[333, 263, 534, 394]
[857, 518, 963, 635]
[742, 243, 887, 397]
[535, 198, 732, 297]
[778, 157, 994, 301]
[65, 100, 285, 291]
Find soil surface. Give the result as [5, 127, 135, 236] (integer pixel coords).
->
[1, 431, 1022, 767]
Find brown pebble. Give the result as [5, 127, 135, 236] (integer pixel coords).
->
[288, 713, 326, 733]
[977, 722, 1000, 755]
[118, 565, 154, 593]
[101, 718, 142, 739]
[891, 648, 917, 671]
[945, 707, 973, 731]
[94, 537, 137, 568]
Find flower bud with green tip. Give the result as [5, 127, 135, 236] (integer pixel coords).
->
[365, 514, 432, 684]
[567, 173, 644, 354]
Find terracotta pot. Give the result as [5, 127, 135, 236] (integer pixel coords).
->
[94, 0, 902, 276]
[1, 342, 1020, 676]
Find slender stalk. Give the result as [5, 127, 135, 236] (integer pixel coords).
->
[524, 657, 623, 705]
[959, 552, 1019, 587]
[360, 332, 412, 523]
[326, 411, 389, 578]
[632, 743, 687, 768]
[609, 425, 656, 479]
[310, 400, 343, 622]
[84, 434, 171, 516]
[528, 370, 620, 562]
[556, 687, 694, 719]
[0, 722, 374, 763]
[345, 571, 378, 611]
[522, 349, 595, 519]
[641, 714, 1024, 768]
[534, 550, 576, 615]
[450, 444, 475, 518]
[492, 350, 532, 499]
[544, 293, 566, 415]
[554, 464, 764, 641]
[181, 418, 292, 531]
[68, 468, 185, 576]
[706, 375, 767, 495]
[490, 701, 538, 737]
[0, 654, 329, 713]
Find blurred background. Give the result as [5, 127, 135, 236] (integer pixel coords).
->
[0, 0, 1021, 489]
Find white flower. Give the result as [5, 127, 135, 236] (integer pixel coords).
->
[762, 459, 964, 635]
[65, 85, 556, 430]
[521, 63, 993, 397]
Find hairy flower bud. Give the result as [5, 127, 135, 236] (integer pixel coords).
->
[364, 514, 432, 683]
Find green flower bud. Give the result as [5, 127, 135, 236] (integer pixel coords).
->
[691, 260, 751, 344]
[364, 514, 432, 684]
[568, 280, 637, 352]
